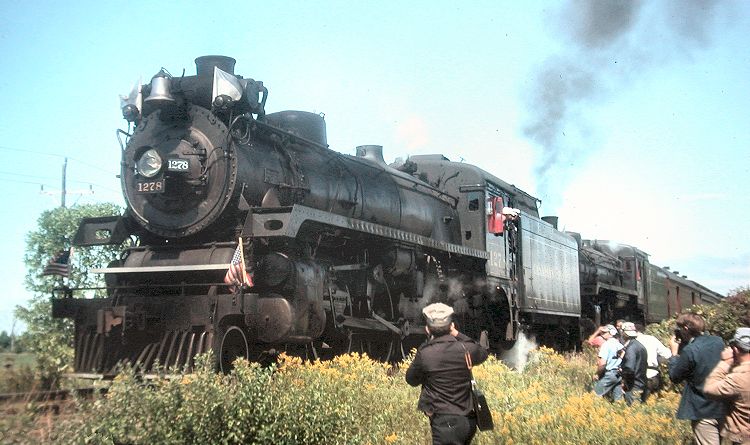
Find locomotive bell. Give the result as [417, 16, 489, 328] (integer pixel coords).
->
[144, 69, 175, 103]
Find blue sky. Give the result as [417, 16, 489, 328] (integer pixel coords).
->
[1, 1, 748, 333]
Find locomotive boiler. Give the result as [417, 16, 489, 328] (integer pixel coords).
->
[52, 56, 719, 376]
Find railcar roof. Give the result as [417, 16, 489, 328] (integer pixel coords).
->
[408, 154, 540, 216]
[582, 239, 650, 258]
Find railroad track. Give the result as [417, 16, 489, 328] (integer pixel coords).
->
[0, 387, 107, 415]
[0, 387, 106, 403]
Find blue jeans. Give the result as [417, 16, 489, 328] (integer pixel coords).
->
[594, 370, 623, 401]
[624, 388, 647, 405]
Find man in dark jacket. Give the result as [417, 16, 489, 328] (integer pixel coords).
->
[406, 303, 489, 445]
[669, 313, 727, 445]
[620, 322, 648, 405]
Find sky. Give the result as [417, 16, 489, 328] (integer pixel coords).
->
[0, 0, 748, 333]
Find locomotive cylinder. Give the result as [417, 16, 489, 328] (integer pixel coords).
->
[252, 253, 327, 343]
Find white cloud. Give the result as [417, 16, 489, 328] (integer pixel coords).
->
[395, 115, 430, 150]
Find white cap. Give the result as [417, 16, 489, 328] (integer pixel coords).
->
[422, 303, 454, 328]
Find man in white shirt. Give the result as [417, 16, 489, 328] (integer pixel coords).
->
[634, 322, 672, 394]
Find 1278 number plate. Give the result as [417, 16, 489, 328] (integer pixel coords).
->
[168, 159, 189, 171]
[135, 179, 165, 194]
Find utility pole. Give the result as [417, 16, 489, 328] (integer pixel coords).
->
[10, 318, 16, 353]
[61, 157, 67, 208]
[40, 157, 93, 204]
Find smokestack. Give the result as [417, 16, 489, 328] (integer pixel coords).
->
[195, 55, 236, 77]
[356, 145, 387, 165]
[542, 216, 559, 229]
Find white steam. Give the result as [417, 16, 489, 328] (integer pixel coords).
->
[500, 331, 538, 372]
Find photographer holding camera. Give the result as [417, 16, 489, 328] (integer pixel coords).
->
[668, 313, 727, 445]
[703, 327, 750, 445]
[406, 303, 488, 445]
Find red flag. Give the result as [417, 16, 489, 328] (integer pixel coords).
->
[224, 242, 252, 292]
[487, 196, 504, 234]
[635, 260, 641, 281]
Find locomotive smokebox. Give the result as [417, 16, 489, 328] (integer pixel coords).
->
[195, 55, 236, 76]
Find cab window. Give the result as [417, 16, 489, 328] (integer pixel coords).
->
[467, 191, 481, 211]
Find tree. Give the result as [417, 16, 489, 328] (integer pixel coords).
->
[704, 286, 750, 341]
[0, 330, 10, 352]
[15, 203, 126, 388]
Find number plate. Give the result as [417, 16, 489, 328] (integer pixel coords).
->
[167, 158, 189, 172]
[135, 179, 165, 194]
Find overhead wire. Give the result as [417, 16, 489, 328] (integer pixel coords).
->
[0, 145, 121, 194]
[0, 145, 116, 176]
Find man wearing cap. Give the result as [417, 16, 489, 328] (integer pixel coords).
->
[620, 322, 648, 404]
[669, 313, 727, 445]
[586, 325, 607, 348]
[593, 324, 624, 401]
[704, 327, 750, 445]
[406, 302, 488, 445]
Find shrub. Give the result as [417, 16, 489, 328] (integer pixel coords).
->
[704, 286, 750, 341]
[2, 347, 694, 445]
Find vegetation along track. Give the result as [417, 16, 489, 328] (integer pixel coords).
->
[0, 387, 106, 415]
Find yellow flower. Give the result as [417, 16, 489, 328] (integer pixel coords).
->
[385, 432, 398, 443]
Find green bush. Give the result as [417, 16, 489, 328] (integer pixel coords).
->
[2, 347, 694, 445]
[703, 286, 750, 341]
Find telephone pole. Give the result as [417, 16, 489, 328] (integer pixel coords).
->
[40, 157, 93, 204]
[61, 157, 67, 208]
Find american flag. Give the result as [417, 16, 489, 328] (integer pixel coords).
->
[224, 242, 253, 292]
[43, 248, 72, 278]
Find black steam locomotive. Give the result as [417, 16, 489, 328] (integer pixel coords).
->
[52, 56, 721, 375]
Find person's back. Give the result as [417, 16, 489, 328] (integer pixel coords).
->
[407, 332, 487, 415]
[600, 336, 623, 371]
[669, 334, 727, 419]
[406, 303, 489, 445]
[621, 324, 648, 404]
[637, 333, 672, 377]
[634, 324, 672, 393]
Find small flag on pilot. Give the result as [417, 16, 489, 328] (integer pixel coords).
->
[224, 243, 253, 291]
[43, 248, 72, 278]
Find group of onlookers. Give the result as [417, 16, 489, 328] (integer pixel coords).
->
[404, 301, 749, 445]
[589, 313, 750, 445]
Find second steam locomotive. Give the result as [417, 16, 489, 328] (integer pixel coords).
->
[52, 56, 721, 374]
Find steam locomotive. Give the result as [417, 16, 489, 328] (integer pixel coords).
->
[52, 56, 721, 375]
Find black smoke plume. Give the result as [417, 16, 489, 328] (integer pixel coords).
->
[523, 0, 726, 208]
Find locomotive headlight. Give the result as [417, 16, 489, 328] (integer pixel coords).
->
[136, 149, 163, 178]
